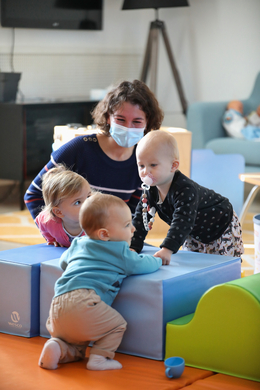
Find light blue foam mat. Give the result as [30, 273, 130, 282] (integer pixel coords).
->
[191, 149, 245, 217]
[40, 245, 241, 360]
[0, 244, 66, 337]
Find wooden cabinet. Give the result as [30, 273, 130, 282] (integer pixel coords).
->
[0, 100, 98, 208]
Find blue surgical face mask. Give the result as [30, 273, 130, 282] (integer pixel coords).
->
[109, 121, 145, 148]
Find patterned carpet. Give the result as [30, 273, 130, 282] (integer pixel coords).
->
[0, 209, 256, 275]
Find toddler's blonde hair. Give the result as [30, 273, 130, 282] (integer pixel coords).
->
[42, 164, 88, 221]
[79, 192, 127, 237]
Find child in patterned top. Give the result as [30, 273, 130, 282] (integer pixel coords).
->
[36, 165, 92, 247]
[130, 131, 244, 265]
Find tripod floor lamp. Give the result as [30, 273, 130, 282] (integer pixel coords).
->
[122, 0, 189, 115]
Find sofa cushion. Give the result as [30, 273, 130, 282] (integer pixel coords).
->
[206, 137, 260, 166]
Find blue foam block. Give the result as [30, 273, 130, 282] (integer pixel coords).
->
[40, 245, 241, 359]
[0, 244, 66, 337]
[191, 149, 245, 216]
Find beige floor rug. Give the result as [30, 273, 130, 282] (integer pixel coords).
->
[0, 210, 45, 245]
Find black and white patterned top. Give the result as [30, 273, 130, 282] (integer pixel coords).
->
[131, 170, 233, 254]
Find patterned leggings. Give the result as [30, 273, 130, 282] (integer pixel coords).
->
[182, 211, 244, 257]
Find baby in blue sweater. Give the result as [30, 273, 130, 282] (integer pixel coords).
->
[38, 192, 162, 372]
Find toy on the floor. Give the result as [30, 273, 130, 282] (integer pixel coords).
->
[222, 100, 260, 140]
[165, 273, 260, 382]
[164, 356, 185, 379]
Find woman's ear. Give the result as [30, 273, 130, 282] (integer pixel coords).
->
[97, 228, 110, 241]
[171, 161, 179, 172]
[52, 207, 64, 219]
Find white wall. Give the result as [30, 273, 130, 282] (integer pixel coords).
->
[1, 0, 260, 128]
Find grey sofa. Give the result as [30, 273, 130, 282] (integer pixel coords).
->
[187, 72, 260, 173]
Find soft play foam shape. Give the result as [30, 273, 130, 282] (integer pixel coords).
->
[40, 245, 241, 360]
[191, 149, 245, 216]
[165, 273, 260, 382]
[0, 244, 66, 337]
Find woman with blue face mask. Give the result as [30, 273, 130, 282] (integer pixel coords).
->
[24, 80, 164, 220]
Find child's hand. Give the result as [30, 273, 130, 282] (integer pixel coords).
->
[47, 241, 64, 247]
[153, 247, 172, 265]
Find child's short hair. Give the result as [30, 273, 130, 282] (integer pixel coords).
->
[137, 130, 180, 162]
[80, 192, 127, 236]
[91, 79, 164, 135]
[42, 165, 88, 221]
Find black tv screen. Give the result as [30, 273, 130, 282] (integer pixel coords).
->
[0, 0, 103, 30]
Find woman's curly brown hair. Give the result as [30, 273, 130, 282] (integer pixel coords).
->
[91, 80, 164, 135]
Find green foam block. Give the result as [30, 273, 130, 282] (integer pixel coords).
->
[165, 273, 260, 382]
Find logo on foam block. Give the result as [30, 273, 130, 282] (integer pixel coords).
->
[8, 311, 22, 328]
[11, 311, 20, 322]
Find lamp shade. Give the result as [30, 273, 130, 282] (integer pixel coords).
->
[122, 0, 189, 10]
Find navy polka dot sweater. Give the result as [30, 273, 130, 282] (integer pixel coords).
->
[131, 170, 233, 254]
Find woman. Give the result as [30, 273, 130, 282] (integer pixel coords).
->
[24, 80, 164, 219]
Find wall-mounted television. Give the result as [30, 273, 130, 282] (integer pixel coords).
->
[0, 0, 103, 30]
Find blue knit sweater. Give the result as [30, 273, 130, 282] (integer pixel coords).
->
[24, 134, 142, 219]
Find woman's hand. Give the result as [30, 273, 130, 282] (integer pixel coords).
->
[153, 247, 172, 265]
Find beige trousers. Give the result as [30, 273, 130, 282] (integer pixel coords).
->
[45, 288, 127, 363]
